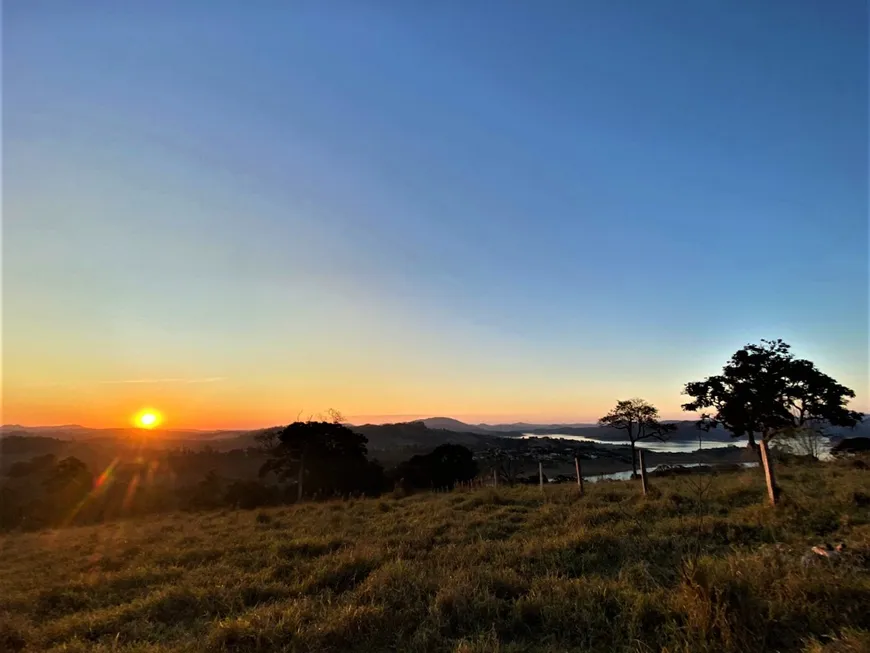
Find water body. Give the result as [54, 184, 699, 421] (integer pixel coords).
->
[521, 433, 746, 453]
[583, 461, 759, 483]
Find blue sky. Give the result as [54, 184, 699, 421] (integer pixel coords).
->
[4, 1, 868, 427]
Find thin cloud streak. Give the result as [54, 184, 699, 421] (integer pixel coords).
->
[18, 377, 227, 389]
[99, 377, 226, 385]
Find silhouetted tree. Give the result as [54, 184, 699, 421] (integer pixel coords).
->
[42, 457, 91, 495]
[259, 418, 374, 500]
[497, 458, 524, 486]
[392, 444, 478, 491]
[599, 398, 676, 477]
[253, 426, 283, 453]
[682, 339, 863, 455]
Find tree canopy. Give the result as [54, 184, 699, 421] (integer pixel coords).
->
[599, 398, 676, 476]
[259, 420, 383, 498]
[682, 339, 863, 449]
[392, 444, 478, 491]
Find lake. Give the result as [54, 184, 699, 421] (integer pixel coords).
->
[585, 461, 760, 482]
[520, 432, 746, 453]
[523, 432, 837, 458]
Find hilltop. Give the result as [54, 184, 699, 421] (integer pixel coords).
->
[1, 461, 868, 652]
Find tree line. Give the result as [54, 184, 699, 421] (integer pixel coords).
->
[0, 429, 481, 531]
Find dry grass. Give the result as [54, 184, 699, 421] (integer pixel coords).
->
[1, 461, 868, 652]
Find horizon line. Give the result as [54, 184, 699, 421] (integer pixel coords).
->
[1, 415, 712, 432]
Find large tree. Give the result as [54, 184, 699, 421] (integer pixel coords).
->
[682, 339, 862, 453]
[260, 418, 376, 500]
[392, 444, 478, 491]
[598, 398, 676, 477]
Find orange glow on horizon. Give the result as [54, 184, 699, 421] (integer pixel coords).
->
[5, 378, 866, 430]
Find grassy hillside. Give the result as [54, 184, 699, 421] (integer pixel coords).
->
[1, 462, 868, 652]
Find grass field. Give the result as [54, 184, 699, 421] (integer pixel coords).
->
[1, 461, 869, 652]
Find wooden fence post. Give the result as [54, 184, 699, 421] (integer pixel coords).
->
[538, 462, 544, 491]
[493, 468, 498, 488]
[759, 439, 778, 506]
[638, 449, 649, 496]
[575, 456, 584, 496]
[297, 453, 305, 502]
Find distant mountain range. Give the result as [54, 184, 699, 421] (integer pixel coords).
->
[0, 424, 255, 443]
[416, 417, 736, 442]
[3, 415, 868, 449]
[419, 418, 598, 433]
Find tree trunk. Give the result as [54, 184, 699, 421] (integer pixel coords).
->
[575, 456, 584, 496]
[759, 439, 778, 506]
[638, 449, 649, 495]
[630, 441, 638, 478]
[747, 433, 762, 461]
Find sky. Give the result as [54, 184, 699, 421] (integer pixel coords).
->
[3, 1, 868, 429]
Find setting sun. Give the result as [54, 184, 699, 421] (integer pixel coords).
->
[134, 409, 162, 429]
